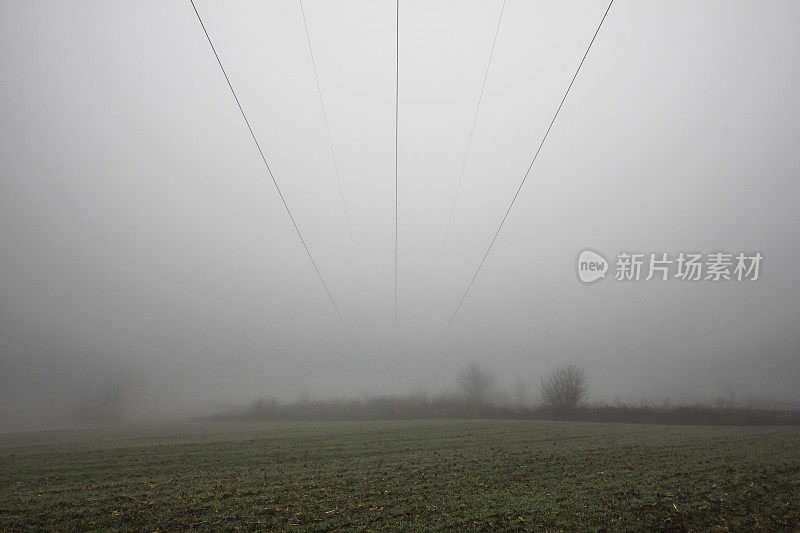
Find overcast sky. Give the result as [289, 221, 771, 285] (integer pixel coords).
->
[1, 0, 799, 431]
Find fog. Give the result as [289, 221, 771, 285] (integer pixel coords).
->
[1, 0, 799, 432]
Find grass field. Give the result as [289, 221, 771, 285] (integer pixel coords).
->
[1, 419, 799, 531]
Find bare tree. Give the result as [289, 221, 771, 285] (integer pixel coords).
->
[540, 363, 588, 410]
[458, 363, 494, 405]
[411, 385, 430, 405]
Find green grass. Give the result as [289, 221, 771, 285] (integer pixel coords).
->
[1, 419, 799, 531]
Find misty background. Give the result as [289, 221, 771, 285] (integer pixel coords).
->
[1, 0, 799, 432]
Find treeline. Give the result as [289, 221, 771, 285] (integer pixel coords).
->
[212, 395, 800, 426]
[209, 363, 800, 426]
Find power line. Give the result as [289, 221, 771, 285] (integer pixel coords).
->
[438, 0, 506, 266]
[299, 0, 359, 267]
[441, 0, 614, 335]
[189, 0, 353, 339]
[394, 0, 399, 334]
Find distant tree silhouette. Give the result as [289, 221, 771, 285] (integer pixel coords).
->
[458, 363, 494, 405]
[512, 377, 529, 408]
[540, 363, 588, 410]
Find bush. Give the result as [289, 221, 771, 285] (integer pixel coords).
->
[540, 363, 588, 410]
